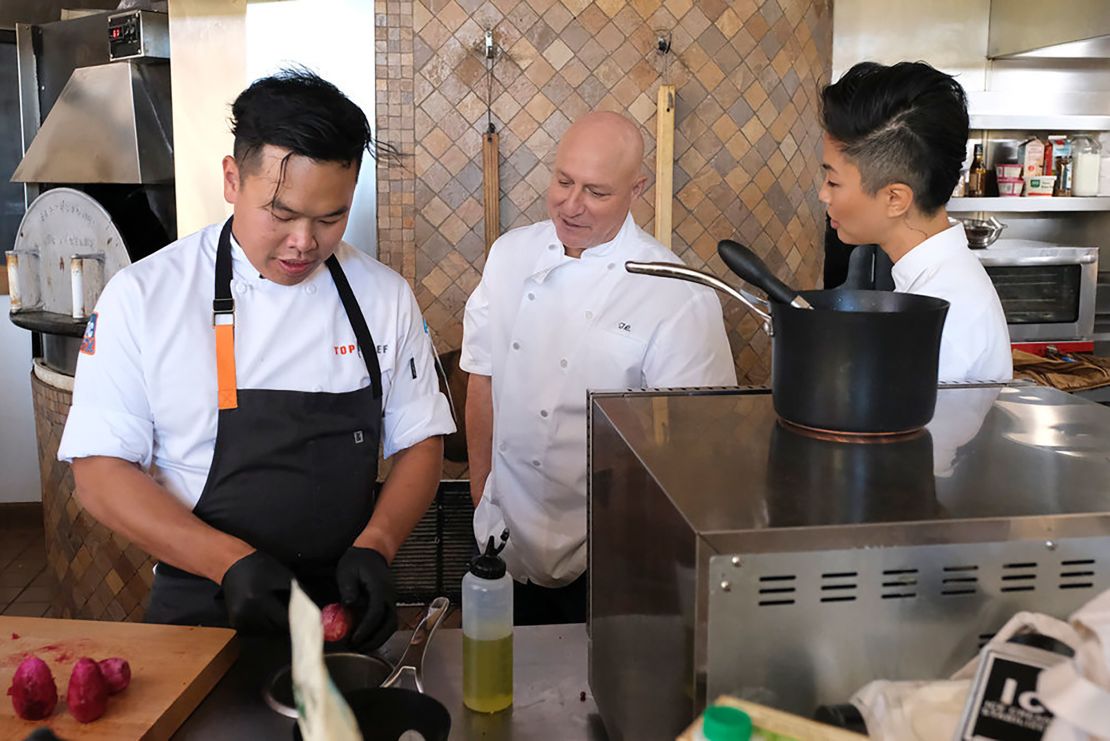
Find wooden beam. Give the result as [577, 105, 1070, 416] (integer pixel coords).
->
[654, 84, 676, 248]
[482, 131, 500, 254]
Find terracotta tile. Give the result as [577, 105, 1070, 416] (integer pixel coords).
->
[621, 0, 654, 19]
[560, 18, 591, 53]
[542, 3, 573, 33]
[746, 11, 770, 42]
[490, 89, 522, 123]
[610, 39, 643, 74]
[594, 0, 624, 18]
[698, 60, 726, 93]
[435, 0, 467, 32]
[577, 4, 609, 34]
[675, 4, 710, 39]
[663, 0, 693, 19]
[524, 92, 556, 124]
[577, 38, 608, 72]
[543, 38, 574, 71]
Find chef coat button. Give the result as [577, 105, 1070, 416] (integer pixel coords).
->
[540, 409, 548, 418]
[532, 459, 541, 467]
[560, 358, 568, 368]
[305, 284, 317, 295]
[607, 263, 615, 270]
[585, 311, 593, 320]
[548, 244, 556, 250]
[512, 341, 520, 350]
[499, 442, 507, 452]
[234, 282, 247, 295]
[528, 292, 535, 300]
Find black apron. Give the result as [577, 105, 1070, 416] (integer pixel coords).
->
[145, 219, 383, 626]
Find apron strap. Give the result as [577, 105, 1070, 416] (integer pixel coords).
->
[212, 219, 384, 406]
[326, 256, 384, 400]
[214, 218, 238, 410]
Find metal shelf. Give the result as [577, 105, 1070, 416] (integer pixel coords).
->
[969, 114, 1110, 131]
[949, 197, 1110, 212]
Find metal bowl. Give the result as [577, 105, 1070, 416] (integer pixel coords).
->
[264, 652, 393, 718]
[960, 216, 1006, 249]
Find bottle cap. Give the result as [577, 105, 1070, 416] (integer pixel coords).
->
[702, 705, 752, 741]
[469, 529, 509, 580]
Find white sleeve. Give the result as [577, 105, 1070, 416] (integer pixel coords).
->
[460, 276, 492, 376]
[643, 287, 738, 388]
[381, 283, 457, 458]
[57, 271, 154, 465]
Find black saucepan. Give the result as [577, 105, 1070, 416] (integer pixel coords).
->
[626, 240, 949, 434]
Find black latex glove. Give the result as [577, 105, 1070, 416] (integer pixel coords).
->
[221, 550, 294, 634]
[336, 547, 397, 650]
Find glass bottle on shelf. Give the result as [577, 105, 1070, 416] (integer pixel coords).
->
[1053, 136, 1073, 196]
[1071, 134, 1101, 197]
[967, 144, 987, 197]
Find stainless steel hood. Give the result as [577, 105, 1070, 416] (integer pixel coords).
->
[11, 60, 173, 185]
[989, 0, 1110, 59]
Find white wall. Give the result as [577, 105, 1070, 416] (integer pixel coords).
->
[167, 0, 247, 237]
[0, 298, 42, 503]
[167, 0, 379, 256]
[832, 0, 992, 90]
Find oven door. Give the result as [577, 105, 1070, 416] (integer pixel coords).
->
[978, 251, 1098, 341]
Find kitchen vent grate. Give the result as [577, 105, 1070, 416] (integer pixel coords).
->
[391, 480, 473, 604]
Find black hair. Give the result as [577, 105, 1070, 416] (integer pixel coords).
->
[231, 67, 372, 169]
[821, 61, 969, 215]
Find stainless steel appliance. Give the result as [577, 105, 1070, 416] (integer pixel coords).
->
[588, 386, 1110, 740]
[974, 240, 1098, 341]
[5, 8, 174, 375]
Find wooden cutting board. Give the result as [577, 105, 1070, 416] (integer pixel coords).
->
[0, 616, 237, 741]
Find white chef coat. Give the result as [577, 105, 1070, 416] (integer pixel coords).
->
[891, 222, 1013, 384]
[58, 222, 456, 511]
[461, 213, 737, 587]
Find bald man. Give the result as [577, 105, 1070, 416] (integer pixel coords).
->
[460, 112, 736, 624]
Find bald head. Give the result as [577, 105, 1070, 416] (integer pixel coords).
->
[547, 112, 648, 254]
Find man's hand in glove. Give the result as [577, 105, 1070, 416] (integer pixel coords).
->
[221, 550, 294, 634]
[335, 547, 397, 650]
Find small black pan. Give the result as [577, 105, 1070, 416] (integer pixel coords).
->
[292, 687, 450, 741]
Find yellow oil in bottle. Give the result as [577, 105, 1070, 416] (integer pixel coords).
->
[462, 633, 513, 712]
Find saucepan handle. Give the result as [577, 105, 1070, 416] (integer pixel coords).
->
[718, 240, 812, 310]
[381, 596, 450, 693]
[625, 260, 772, 326]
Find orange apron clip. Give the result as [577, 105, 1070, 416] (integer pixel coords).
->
[215, 321, 238, 410]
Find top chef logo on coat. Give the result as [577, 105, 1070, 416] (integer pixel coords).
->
[333, 343, 388, 356]
[80, 312, 98, 355]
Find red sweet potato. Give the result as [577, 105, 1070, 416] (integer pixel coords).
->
[66, 658, 108, 723]
[322, 603, 353, 642]
[97, 658, 131, 695]
[7, 656, 58, 720]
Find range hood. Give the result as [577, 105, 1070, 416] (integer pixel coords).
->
[11, 60, 174, 185]
[989, 0, 1110, 59]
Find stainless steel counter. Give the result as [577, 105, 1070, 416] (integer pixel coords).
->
[174, 624, 607, 740]
[588, 385, 1110, 738]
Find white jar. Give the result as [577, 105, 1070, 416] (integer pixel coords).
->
[1071, 135, 1101, 196]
